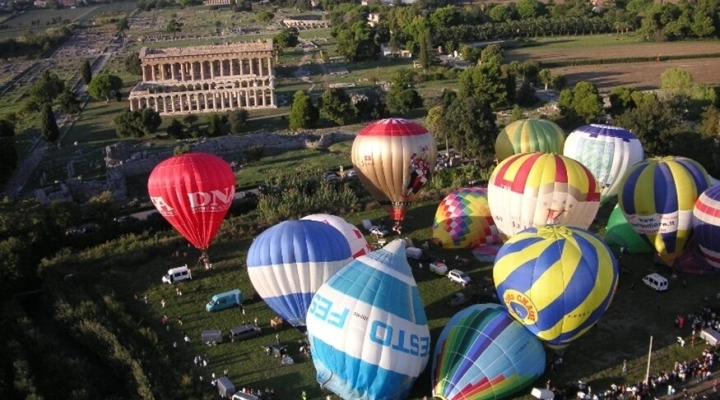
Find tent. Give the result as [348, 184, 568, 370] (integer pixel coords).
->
[604, 205, 653, 254]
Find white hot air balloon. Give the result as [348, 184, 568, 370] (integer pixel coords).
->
[302, 213, 372, 258]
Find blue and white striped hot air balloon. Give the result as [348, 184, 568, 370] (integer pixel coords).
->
[246, 220, 353, 330]
[306, 239, 429, 400]
[563, 124, 644, 203]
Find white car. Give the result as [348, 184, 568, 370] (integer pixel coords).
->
[370, 226, 388, 237]
[448, 269, 471, 287]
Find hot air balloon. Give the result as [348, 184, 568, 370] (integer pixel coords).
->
[432, 187, 501, 249]
[432, 304, 546, 400]
[306, 239, 429, 400]
[693, 185, 720, 269]
[605, 205, 653, 254]
[147, 152, 235, 254]
[487, 152, 600, 240]
[493, 225, 619, 349]
[563, 124, 644, 202]
[495, 118, 565, 162]
[351, 118, 437, 232]
[302, 213, 373, 258]
[618, 156, 711, 266]
[246, 220, 353, 330]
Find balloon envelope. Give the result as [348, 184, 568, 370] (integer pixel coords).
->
[619, 156, 711, 266]
[351, 118, 437, 222]
[563, 124, 644, 202]
[147, 152, 235, 250]
[605, 205, 653, 254]
[432, 304, 546, 400]
[493, 225, 619, 349]
[495, 118, 565, 162]
[302, 213, 373, 258]
[432, 187, 501, 249]
[307, 239, 429, 400]
[246, 220, 353, 329]
[487, 152, 600, 240]
[692, 185, 720, 269]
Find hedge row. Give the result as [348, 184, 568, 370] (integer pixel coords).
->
[541, 52, 720, 69]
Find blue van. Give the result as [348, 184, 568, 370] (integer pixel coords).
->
[206, 289, 243, 312]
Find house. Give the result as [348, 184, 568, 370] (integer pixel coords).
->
[380, 44, 411, 58]
[367, 12, 380, 27]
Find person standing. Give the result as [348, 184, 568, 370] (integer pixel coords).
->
[275, 333, 280, 344]
[622, 359, 628, 374]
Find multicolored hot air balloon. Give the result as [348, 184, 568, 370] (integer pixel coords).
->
[493, 225, 619, 349]
[487, 152, 600, 240]
[432, 187, 501, 249]
[302, 213, 373, 259]
[563, 124, 644, 202]
[432, 304, 546, 400]
[693, 185, 720, 269]
[619, 156, 711, 266]
[147, 152, 235, 252]
[307, 239, 429, 400]
[495, 118, 565, 162]
[605, 205, 653, 254]
[351, 118, 437, 231]
[246, 220, 353, 330]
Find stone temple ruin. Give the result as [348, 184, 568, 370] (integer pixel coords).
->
[129, 40, 276, 115]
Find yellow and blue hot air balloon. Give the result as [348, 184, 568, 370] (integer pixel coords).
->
[692, 185, 720, 269]
[493, 225, 619, 349]
[495, 118, 565, 162]
[432, 304, 546, 400]
[306, 239, 429, 400]
[487, 152, 601, 240]
[563, 124, 644, 203]
[432, 187, 501, 249]
[618, 157, 711, 266]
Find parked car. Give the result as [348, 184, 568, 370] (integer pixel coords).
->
[448, 269, 471, 287]
[114, 215, 139, 225]
[228, 324, 261, 342]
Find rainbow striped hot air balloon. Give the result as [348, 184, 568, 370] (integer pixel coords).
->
[432, 187, 501, 249]
[619, 157, 711, 266]
[563, 124, 644, 202]
[495, 118, 565, 162]
[306, 239, 429, 400]
[493, 225, 619, 349]
[432, 304, 546, 400]
[693, 185, 720, 269]
[487, 152, 600, 240]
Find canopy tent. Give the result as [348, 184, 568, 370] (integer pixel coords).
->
[604, 205, 653, 254]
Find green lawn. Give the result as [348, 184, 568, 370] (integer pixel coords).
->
[235, 141, 354, 187]
[86, 191, 716, 400]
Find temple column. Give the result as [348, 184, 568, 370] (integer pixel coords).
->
[220, 59, 226, 77]
[211, 60, 216, 79]
[160, 64, 166, 81]
[191, 62, 196, 81]
[204, 93, 209, 110]
[244, 91, 249, 107]
[142, 66, 148, 82]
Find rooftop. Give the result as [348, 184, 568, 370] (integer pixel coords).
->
[139, 40, 274, 59]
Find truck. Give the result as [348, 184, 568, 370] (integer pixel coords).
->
[206, 289, 243, 312]
[217, 376, 236, 398]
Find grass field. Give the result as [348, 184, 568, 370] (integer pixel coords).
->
[91, 192, 717, 400]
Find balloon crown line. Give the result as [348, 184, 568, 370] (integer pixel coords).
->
[537, 225, 573, 240]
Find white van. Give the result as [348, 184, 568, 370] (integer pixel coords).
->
[201, 329, 223, 345]
[642, 273, 668, 292]
[701, 328, 720, 346]
[162, 265, 192, 284]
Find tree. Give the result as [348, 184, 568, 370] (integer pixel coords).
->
[557, 81, 603, 126]
[139, 108, 162, 135]
[319, 88, 354, 125]
[480, 43, 504, 64]
[88, 74, 123, 102]
[166, 118, 186, 140]
[80, 60, 92, 85]
[165, 19, 183, 35]
[273, 27, 299, 49]
[335, 22, 380, 62]
[538, 69, 553, 91]
[615, 98, 676, 157]
[57, 89, 80, 115]
[113, 109, 162, 138]
[661, 67, 695, 95]
[39, 103, 60, 142]
[29, 70, 65, 105]
[116, 17, 129, 33]
[445, 97, 498, 164]
[425, 105, 450, 155]
[256, 11, 275, 23]
[458, 58, 510, 109]
[354, 90, 388, 121]
[0, 118, 17, 176]
[386, 84, 423, 116]
[124, 52, 142, 76]
[700, 106, 720, 138]
[516, 81, 538, 107]
[289, 91, 319, 130]
[418, 29, 435, 72]
[228, 109, 249, 134]
[608, 86, 639, 116]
